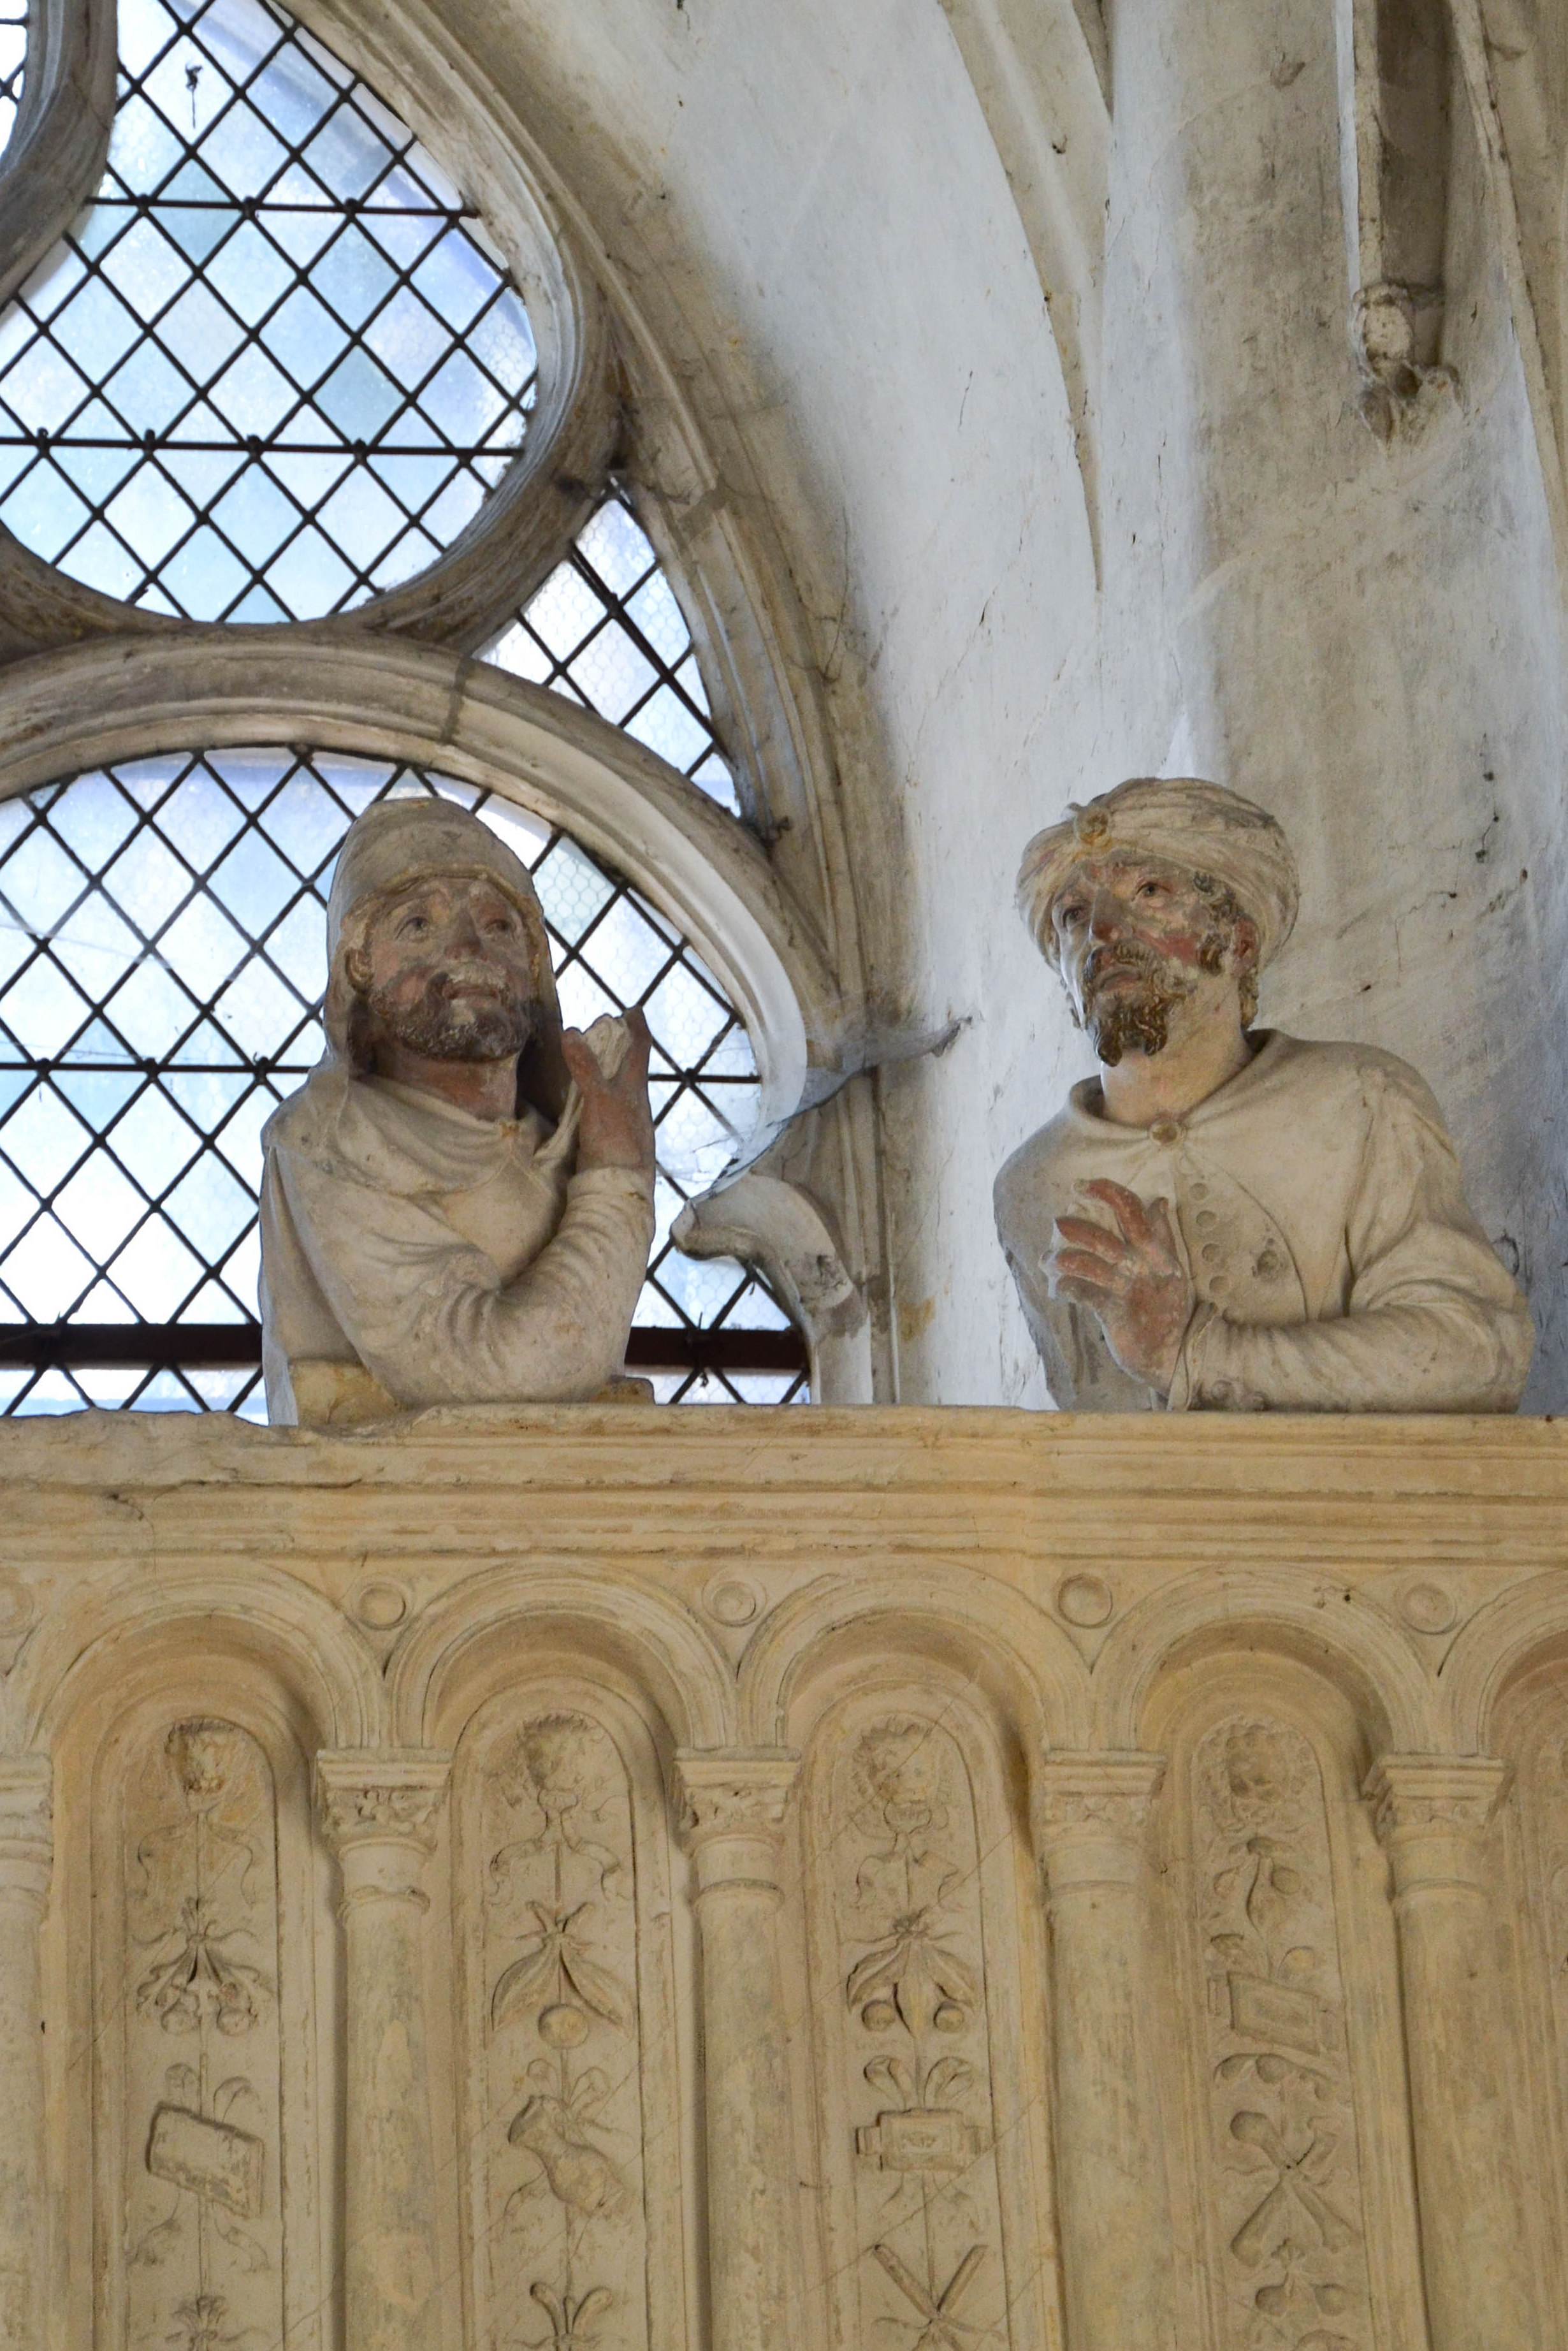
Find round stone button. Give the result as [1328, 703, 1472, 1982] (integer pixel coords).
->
[1149, 1118, 1182, 1145]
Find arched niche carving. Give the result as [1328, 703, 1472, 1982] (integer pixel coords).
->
[790, 1666, 1058, 2351]
[1140, 1656, 1424, 2350]
[447, 1671, 692, 2351]
[46, 1650, 338, 2350]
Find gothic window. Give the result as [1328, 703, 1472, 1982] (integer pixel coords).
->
[0, 0, 811, 1415]
[0, 0, 537, 618]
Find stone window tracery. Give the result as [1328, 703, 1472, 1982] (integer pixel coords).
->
[0, 0, 818, 1413]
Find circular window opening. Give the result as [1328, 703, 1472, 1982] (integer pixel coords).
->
[0, 0, 538, 620]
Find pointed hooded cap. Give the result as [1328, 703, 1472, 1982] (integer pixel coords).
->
[323, 796, 571, 1118]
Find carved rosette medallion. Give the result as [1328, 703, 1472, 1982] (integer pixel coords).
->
[478, 1713, 646, 2351]
[822, 1715, 1010, 2351]
[1191, 1718, 1374, 2351]
[120, 1721, 282, 2351]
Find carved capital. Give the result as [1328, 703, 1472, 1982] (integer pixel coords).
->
[1365, 1756, 1511, 1904]
[673, 1751, 799, 1900]
[1365, 1756, 1511, 1840]
[0, 1756, 52, 1906]
[316, 1749, 451, 1912]
[1033, 1752, 1166, 1900]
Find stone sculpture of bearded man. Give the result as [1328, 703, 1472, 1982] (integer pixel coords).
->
[993, 776, 1534, 1411]
[259, 797, 656, 1425]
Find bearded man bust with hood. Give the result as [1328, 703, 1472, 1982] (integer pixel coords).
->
[259, 797, 657, 1426]
[994, 776, 1534, 1413]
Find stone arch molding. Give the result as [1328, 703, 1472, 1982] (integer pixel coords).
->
[0, 625, 839, 1130]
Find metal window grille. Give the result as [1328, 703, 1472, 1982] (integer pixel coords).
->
[0, 0, 24, 161]
[0, 0, 536, 620]
[488, 490, 741, 818]
[0, 750, 807, 1418]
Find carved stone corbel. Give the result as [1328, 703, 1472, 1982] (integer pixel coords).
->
[316, 1750, 451, 2351]
[673, 1752, 801, 2351]
[1366, 1756, 1535, 2349]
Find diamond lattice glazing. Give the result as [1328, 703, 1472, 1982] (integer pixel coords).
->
[488, 491, 741, 817]
[0, 752, 804, 1415]
[0, 0, 536, 619]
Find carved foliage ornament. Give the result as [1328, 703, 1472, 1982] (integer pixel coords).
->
[121, 1721, 282, 2351]
[481, 1713, 646, 2351]
[1191, 1718, 1374, 2351]
[832, 1715, 1009, 2351]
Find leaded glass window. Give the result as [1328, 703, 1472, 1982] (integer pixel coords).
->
[0, 0, 535, 618]
[0, 753, 806, 1416]
[490, 490, 741, 818]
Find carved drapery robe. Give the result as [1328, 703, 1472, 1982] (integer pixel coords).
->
[994, 1030, 1533, 1412]
[260, 1065, 655, 1422]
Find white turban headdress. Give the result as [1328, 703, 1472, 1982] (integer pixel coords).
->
[323, 796, 571, 1116]
[1017, 776, 1300, 973]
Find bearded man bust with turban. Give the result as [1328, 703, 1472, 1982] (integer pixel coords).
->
[994, 776, 1534, 1412]
[259, 797, 657, 1425]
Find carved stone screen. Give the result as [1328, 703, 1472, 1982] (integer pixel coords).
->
[0, 0, 536, 618]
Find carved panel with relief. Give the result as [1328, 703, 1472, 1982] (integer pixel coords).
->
[799, 1701, 1054, 2351]
[106, 1721, 285, 2351]
[453, 1694, 687, 2351]
[1186, 1718, 1375, 2351]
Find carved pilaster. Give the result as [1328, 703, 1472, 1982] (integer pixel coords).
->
[1031, 1752, 1174, 2351]
[0, 1759, 51, 2351]
[673, 1752, 801, 2351]
[316, 1751, 451, 2351]
[1366, 1755, 1534, 2350]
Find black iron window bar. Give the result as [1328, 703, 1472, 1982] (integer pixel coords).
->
[0, 750, 806, 1415]
[0, 0, 537, 620]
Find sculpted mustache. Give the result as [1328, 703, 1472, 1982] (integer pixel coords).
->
[1084, 943, 1169, 987]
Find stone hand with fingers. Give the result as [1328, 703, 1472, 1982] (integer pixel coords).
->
[563, 1007, 657, 1177]
[1045, 1176, 1196, 1395]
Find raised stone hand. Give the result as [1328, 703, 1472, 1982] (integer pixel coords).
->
[564, 1006, 657, 1176]
[1046, 1176, 1196, 1395]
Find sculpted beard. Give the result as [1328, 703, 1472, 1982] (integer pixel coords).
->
[367, 966, 539, 1062]
[1077, 929, 1232, 1066]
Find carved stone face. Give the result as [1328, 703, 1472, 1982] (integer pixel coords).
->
[1049, 851, 1258, 1065]
[351, 873, 542, 1065]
